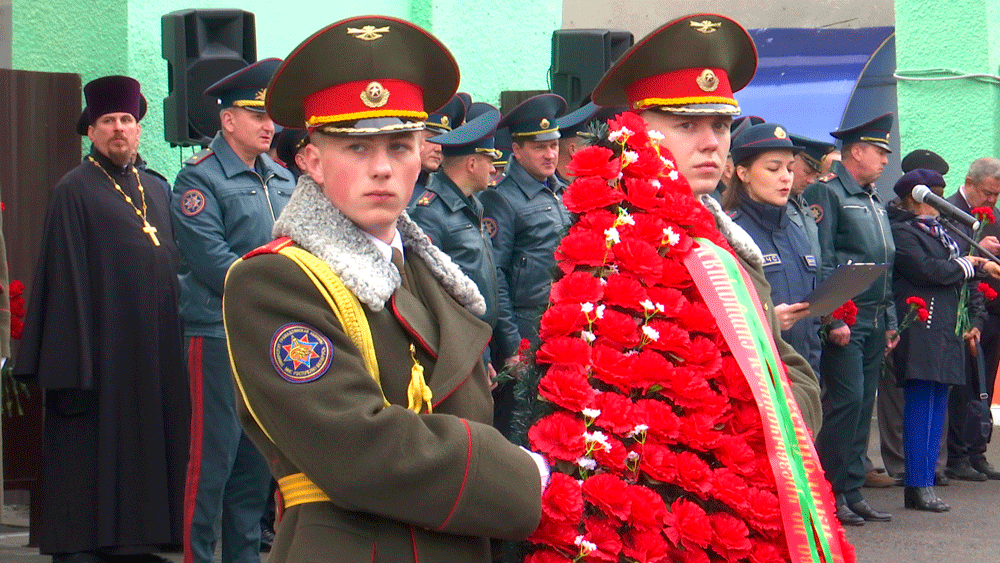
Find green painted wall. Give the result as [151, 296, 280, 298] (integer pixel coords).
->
[12, 0, 560, 182]
[894, 0, 1000, 189]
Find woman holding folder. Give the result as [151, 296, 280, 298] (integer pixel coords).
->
[724, 122, 822, 377]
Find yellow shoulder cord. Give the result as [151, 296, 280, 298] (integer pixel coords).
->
[280, 247, 432, 414]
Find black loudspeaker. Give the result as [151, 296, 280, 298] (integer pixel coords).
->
[551, 29, 633, 111]
[162, 9, 256, 147]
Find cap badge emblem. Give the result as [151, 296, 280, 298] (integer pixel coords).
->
[696, 69, 719, 92]
[540, 118, 550, 129]
[774, 126, 787, 139]
[255, 88, 267, 102]
[361, 81, 390, 108]
[348, 25, 391, 41]
[440, 115, 450, 127]
[690, 20, 722, 34]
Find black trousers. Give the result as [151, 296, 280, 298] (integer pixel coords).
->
[947, 313, 1000, 464]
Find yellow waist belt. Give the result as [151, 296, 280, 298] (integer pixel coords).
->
[278, 472, 330, 509]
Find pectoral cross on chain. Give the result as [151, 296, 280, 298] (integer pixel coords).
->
[143, 221, 161, 246]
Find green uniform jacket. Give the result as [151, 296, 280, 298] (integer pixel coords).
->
[804, 161, 897, 331]
[224, 177, 542, 563]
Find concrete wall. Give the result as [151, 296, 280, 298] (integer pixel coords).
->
[11, 0, 560, 182]
[562, 0, 895, 40]
[894, 0, 1000, 186]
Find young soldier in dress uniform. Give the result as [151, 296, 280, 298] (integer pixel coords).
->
[803, 113, 898, 526]
[590, 13, 822, 434]
[222, 16, 545, 563]
[170, 58, 296, 563]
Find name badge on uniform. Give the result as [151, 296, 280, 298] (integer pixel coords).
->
[762, 253, 781, 266]
[804, 255, 817, 269]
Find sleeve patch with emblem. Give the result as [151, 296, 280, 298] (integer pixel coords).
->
[809, 204, 824, 223]
[181, 189, 207, 216]
[482, 217, 499, 238]
[270, 323, 334, 383]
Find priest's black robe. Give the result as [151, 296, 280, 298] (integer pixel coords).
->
[15, 148, 190, 555]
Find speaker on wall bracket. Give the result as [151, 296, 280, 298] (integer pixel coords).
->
[162, 9, 256, 147]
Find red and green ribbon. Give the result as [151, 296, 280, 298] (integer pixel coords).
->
[685, 238, 844, 563]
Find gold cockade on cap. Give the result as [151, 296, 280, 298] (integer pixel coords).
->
[348, 25, 391, 41]
[540, 118, 550, 129]
[696, 69, 719, 92]
[255, 88, 267, 102]
[361, 81, 390, 108]
[774, 126, 787, 139]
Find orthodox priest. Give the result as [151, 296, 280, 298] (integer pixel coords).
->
[14, 75, 189, 563]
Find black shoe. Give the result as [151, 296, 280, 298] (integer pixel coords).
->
[904, 486, 950, 512]
[835, 503, 865, 526]
[260, 526, 275, 552]
[970, 458, 1000, 480]
[848, 498, 892, 522]
[945, 462, 988, 482]
[935, 471, 950, 486]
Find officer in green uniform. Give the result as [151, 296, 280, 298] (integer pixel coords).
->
[223, 16, 544, 563]
[407, 106, 508, 354]
[804, 112, 898, 526]
[170, 58, 296, 563]
[788, 133, 835, 263]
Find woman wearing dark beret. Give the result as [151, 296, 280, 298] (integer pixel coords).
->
[889, 168, 983, 512]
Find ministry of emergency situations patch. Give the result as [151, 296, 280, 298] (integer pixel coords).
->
[181, 189, 206, 216]
[271, 323, 333, 383]
[809, 204, 824, 223]
[482, 217, 498, 238]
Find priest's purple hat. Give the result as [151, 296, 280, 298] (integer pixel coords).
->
[82, 75, 146, 127]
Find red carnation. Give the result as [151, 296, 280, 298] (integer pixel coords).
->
[622, 529, 671, 563]
[623, 146, 665, 179]
[593, 308, 641, 348]
[643, 286, 687, 317]
[710, 468, 750, 511]
[550, 271, 605, 305]
[538, 364, 596, 413]
[535, 336, 592, 367]
[674, 451, 714, 497]
[713, 435, 758, 476]
[743, 488, 782, 534]
[971, 206, 996, 224]
[917, 308, 930, 322]
[602, 274, 649, 312]
[9, 279, 24, 295]
[664, 498, 712, 549]
[748, 541, 786, 563]
[539, 303, 589, 341]
[658, 257, 694, 289]
[583, 517, 624, 562]
[626, 485, 669, 530]
[574, 208, 617, 233]
[592, 391, 636, 434]
[710, 512, 752, 560]
[541, 472, 584, 524]
[566, 145, 621, 180]
[581, 473, 632, 522]
[555, 229, 610, 273]
[613, 238, 663, 279]
[592, 433, 629, 473]
[668, 545, 710, 563]
[978, 282, 998, 301]
[10, 295, 26, 319]
[589, 344, 634, 392]
[528, 411, 587, 463]
[641, 319, 691, 355]
[624, 176, 668, 210]
[564, 176, 626, 214]
[633, 398, 681, 444]
[609, 111, 651, 148]
[677, 301, 719, 333]
[639, 442, 679, 484]
[677, 336, 722, 373]
[527, 517, 580, 552]
[905, 296, 927, 308]
[629, 349, 677, 394]
[10, 317, 23, 340]
[718, 355, 755, 403]
[619, 213, 667, 247]
[831, 299, 858, 326]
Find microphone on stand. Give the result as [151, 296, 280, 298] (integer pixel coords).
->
[912, 184, 981, 231]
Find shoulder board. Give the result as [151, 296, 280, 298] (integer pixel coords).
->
[242, 237, 294, 260]
[819, 172, 837, 183]
[415, 190, 437, 206]
[184, 148, 214, 166]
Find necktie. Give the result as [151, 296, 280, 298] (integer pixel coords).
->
[391, 247, 410, 291]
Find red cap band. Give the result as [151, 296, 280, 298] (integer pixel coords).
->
[625, 67, 737, 111]
[303, 78, 427, 128]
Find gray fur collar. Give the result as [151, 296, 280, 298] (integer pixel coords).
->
[272, 175, 486, 315]
[698, 194, 763, 268]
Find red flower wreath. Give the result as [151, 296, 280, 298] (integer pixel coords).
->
[521, 111, 854, 563]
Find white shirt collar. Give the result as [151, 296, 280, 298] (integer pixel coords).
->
[361, 229, 404, 264]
